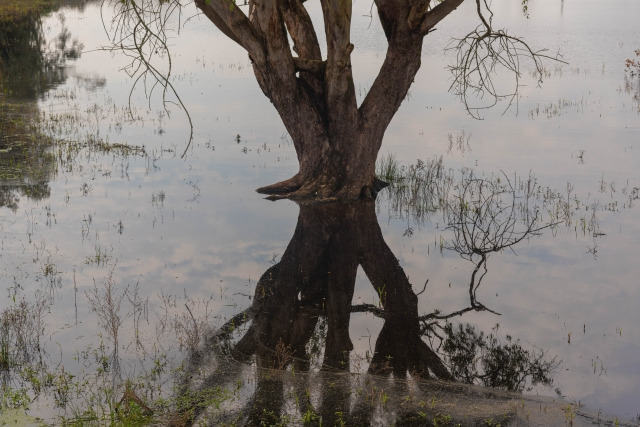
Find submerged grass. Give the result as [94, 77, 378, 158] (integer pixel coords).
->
[376, 152, 637, 241]
[0, 263, 231, 425]
[376, 152, 401, 183]
[5, 254, 554, 426]
[0, 156, 632, 425]
[0, 0, 57, 19]
[376, 153, 452, 225]
[2, 67, 159, 427]
[0, 99, 56, 210]
[0, 0, 90, 19]
[1, 94, 147, 212]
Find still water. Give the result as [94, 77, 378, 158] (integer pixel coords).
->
[1, 0, 640, 424]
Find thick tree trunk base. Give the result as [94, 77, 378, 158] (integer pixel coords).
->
[256, 175, 389, 203]
[255, 174, 303, 195]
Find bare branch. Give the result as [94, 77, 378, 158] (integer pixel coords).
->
[419, 0, 466, 34]
[293, 57, 326, 74]
[281, 0, 321, 61]
[443, 171, 558, 259]
[374, 0, 402, 41]
[194, 0, 266, 64]
[413, 170, 560, 325]
[101, 0, 194, 156]
[447, 0, 566, 118]
[320, 0, 358, 142]
[408, 0, 431, 31]
[351, 303, 386, 318]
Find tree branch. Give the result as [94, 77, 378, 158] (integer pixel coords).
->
[419, 0, 466, 35]
[194, 0, 266, 64]
[408, 0, 431, 31]
[447, 0, 567, 118]
[103, 0, 195, 156]
[374, 0, 402, 41]
[293, 57, 326, 74]
[319, 0, 358, 146]
[280, 0, 325, 108]
[281, 0, 321, 61]
[359, 39, 423, 144]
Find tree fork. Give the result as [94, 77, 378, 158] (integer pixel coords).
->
[114, 0, 559, 202]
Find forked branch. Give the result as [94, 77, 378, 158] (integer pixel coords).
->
[193, 0, 266, 64]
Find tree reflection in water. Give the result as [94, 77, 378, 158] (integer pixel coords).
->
[0, 2, 85, 211]
[175, 175, 559, 426]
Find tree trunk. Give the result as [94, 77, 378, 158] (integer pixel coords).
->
[230, 199, 452, 380]
[173, 199, 453, 424]
[252, 39, 425, 202]
[255, 129, 393, 201]
[193, 0, 465, 201]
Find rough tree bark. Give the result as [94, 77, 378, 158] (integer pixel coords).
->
[113, 0, 554, 201]
[175, 200, 453, 424]
[192, 0, 465, 201]
[234, 200, 453, 380]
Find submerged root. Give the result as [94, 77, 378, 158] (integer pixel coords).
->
[359, 177, 389, 199]
[255, 174, 303, 195]
[258, 175, 390, 203]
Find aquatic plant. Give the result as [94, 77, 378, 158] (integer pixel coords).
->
[625, 49, 640, 77]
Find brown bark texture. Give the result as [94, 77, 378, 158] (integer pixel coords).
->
[201, 200, 452, 424]
[174, 200, 454, 424]
[193, 0, 467, 201]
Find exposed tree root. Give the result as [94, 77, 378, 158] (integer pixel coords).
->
[258, 175, 390, 203]
[255, 174, 302, 195]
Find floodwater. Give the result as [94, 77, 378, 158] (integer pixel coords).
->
[1, 0, 640, 424]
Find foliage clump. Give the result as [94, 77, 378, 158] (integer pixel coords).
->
[625, 49, 640, 105]
[442, 323, 558, 392]
[625, 49, 640, 77]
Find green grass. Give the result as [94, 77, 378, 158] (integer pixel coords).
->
[376, 152, 401, 183]
[0, 0, 58, 19]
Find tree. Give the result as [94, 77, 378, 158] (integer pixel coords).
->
[172, 188, 557, 425]
[108, 0, 558, 201]
[171, 200, 458, 424]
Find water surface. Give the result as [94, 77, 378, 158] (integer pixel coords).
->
[1, 0, 639, 423]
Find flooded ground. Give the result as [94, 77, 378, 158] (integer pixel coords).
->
[1, 0, 640, 424]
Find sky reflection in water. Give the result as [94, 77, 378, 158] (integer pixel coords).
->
[1, 0, 640, 422]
